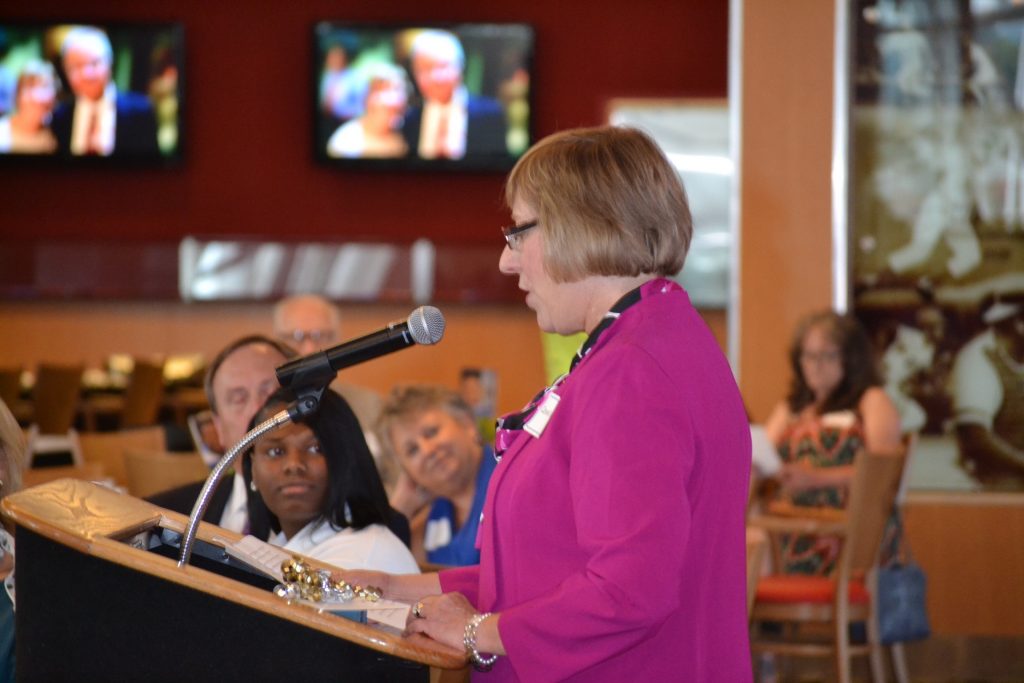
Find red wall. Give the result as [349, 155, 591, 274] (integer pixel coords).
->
[0, 1, 727, 246]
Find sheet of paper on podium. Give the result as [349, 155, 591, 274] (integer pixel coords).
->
[222, 534, 412, 630]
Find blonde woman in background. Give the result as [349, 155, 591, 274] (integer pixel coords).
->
[0, 60, 59, 154]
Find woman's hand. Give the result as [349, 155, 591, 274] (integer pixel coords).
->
[389, 469, 435, 518]
[779, 460, 856, 495]
[778, 461, 819, 493]
[330, 568, 392, 598]
[330, 570, 444, 605]
[405, 591, 479, 652]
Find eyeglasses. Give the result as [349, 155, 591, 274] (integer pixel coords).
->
[800, 349, 841, 365]
[501, 220, 538, 251]
[279, 329, 337, 346]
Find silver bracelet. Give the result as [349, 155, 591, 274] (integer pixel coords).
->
[463, 612, 498, 672]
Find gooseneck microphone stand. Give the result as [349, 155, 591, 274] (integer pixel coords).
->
[176, 306, 445, 568]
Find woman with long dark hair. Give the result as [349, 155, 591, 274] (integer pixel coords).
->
[764, 310, 903, 574]
[243, 387, 418, 574]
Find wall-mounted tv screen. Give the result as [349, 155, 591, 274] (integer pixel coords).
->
[313, 22, 533, 171]
[0, 21, 183, 164]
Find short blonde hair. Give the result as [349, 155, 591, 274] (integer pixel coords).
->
[505, 125, 692, 282]
[0, 399, 28, 497]
[375, 384, 475, 456]
[15, 59, 58, 103]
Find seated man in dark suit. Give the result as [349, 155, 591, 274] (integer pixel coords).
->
[51, 25, 159, 157]
[149, 336, 296, 532]
[402, 29, 506, 160]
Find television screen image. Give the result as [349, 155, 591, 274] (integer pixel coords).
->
[0, 21, 183, 163]
[313, 22, 533, 171]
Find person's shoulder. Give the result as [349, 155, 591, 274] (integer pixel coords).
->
[957, 328, 996, 357]
[325, 120, 362, 157]
[51, 101, 73, 123]
[766, 400, 794, 423]
[857, 386, 901, 426]
[858, 385, 897, 410]
[116, 90, 155, 114]
[466, 93, 503, 116]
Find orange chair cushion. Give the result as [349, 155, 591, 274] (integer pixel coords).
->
[756, 574, 870, 605]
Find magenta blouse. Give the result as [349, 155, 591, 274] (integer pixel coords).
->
[440, 279, 752, 682]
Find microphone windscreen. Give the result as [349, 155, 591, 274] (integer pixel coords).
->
[408, 306, 445, 345]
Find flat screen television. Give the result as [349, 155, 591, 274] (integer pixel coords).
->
[0, 21, 183, 164]
[313, 21, 533, 171]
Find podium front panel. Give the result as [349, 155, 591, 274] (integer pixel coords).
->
[15, 525, 428, 682]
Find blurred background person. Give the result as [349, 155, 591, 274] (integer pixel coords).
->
[764, 310, 903, 574]
[402, 29, 505, 160]
[457, 366, 497, 443]
[273, 293, 340, 354]
[242, 387, 418, 573]
[52, 25, 159, 157]
[949, 294, 1024, 489]
[319, 42, 365, 123]
[146, 41, 180, 155]
[272, 293, 385, 459]
[0, 398, 29, 681]
[880, 322, 935, 434]
[148, 335, 295, 531]
[0, 30, 14, 116]
[335, 126, 751, 680]
[0, 59, 58, 154]
[327, 62, 410, 158]
[376, 384, 497, 566]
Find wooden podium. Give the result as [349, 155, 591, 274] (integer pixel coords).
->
[1, 479, 465, 682]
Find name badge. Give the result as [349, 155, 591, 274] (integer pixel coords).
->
[524, 391, 560, 438]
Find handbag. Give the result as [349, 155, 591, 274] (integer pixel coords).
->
[876, 514, 931, 645]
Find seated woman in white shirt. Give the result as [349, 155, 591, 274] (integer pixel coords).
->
[243, 387, 419, 575]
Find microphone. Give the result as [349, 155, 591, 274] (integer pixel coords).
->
[275, 305, 445, 391]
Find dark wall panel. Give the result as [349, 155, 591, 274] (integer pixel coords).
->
[0, 1, 728, 246]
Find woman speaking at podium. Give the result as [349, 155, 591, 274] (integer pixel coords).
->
[337, 126, 752, 681]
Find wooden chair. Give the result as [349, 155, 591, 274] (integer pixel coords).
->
[748, 449, 908, 683]
[78, 426, 166, 489]
[80, 358, 167, 431]
[0, 368, 19, 403]
[26, 363, 85, 467]
[121, 359, 167, 428]
[0, 367, 32, 425]
[22, 462, 106, 489]
[746, 526, 769, 618]
[122, 448, 210, 498]
[30, 364, 84, 434]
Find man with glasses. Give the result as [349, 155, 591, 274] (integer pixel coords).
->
[272, 294, 385, 467]
[273, 293, 341, 355]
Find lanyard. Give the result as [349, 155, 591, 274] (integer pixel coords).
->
[493, 284, 647, 457]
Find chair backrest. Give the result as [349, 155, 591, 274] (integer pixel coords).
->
[894, 432, 918, 507]
[22, 462, 106, 489]
[123, 448, 210, 498]
[78, 426, 166, 488]
[32, 363, 84, 434]
[0, 367, 22, 408]
[843, 449, 908, 574]
[121, 359, 166, 428]
[746, 526, 769, 618]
